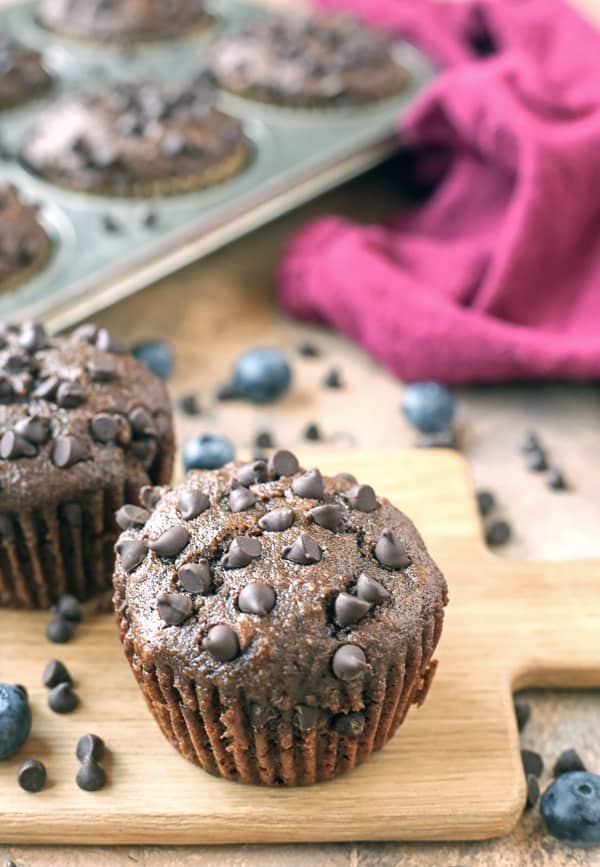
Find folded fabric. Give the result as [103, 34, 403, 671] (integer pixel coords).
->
[277, 0, 600, 383]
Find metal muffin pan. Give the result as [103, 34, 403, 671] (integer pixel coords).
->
[0, 0, 435, 330]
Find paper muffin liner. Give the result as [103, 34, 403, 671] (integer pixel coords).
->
[115, 597, 444, 786]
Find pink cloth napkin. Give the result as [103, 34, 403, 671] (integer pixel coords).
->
[277, 0, 600, 383]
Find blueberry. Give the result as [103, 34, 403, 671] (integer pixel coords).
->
[132, 340, 174, 380]
[0, 683, 32, 759]
[232, 348, 291, 404]
[541, 771, 600, 847]
[402, 382, 455, 433]
[182, 434, 234, 472]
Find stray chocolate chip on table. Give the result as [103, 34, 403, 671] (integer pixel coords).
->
[521, 748, 544, 778]
[547, 467, 568, 490]
[514, 699, 530, 732]
[45, 615, 75, 644]
[298, 341, 320, 357]
[42, 659, 72, 688]
[18, 759, 47, 792]
[178, 393, 202, 416]
[48, 681, 79, 714]
[303, 422, 321, 441]
[525, 773, 539, 810]
[323, 367, 342, 388]
[55, 593, 83, 623]
[476, 490, 496, 517]
[254, 429, 274, 449]
[76, 733, 105, 763]
[485, 519, 512, 547]
[553, 748, 586, 777]
[76, 758, 107, 792]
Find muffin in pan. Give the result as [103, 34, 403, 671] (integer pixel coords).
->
[209, 12, 410, 109]
[0, 185, 51, 295]
[0, 320, 174, 609]
[0, 36, 53, 112]
[114, 451, 447, 786]
[36, 0, 213, 42]
[21, 81, 248, 197]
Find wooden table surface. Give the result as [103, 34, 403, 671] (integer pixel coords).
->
[2, 0, 600, 864]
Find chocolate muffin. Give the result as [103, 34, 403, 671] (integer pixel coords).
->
[37, 0, 212, 42]
[0, 36, 52, 112]
[209, 13, 410, 109]
[0, 320, 174, 609]
[114, 451, 447, 786]
[21, 81, 247, 197]
[0, 185, 51, 294]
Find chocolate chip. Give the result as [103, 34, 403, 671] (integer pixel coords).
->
[178, 489, 210, 520]
[116, 538, 147, 573]
[553, 749, 586, 777]
[178, 560, 211, 594]
[258, 507, 295, 532]
[237, 460, 269, 486]
[268, 449, 299, 478]
[129, 406, 157, 437]
[177, 393, 202, 416]
[254, 429, 274, 449]
[76, 733, 105, 763]
[76, 758, 106, 792]
[4, 351, 31, 374]
[485, 520, 512, 546]
[249, 703, 277, 728]
[356, 573, 390, 604]
[375, 528, 410, 569]
[521, 749, 543, 778]
[229, 485, 257, 512]
[0, 431, 37, 459]
[525, 774, 539, 810]
[148, 526, 190, 559]
[157, 591, 192, 626]
[334, 592, 370, 627]
[295, 704, 319, 732]
[323, 368, 342, 388]
[309, 504, 343, 532]
[238, 582, 276, 615]
[221, 536, 262, 569]
[415, 429, 458, 449]
[19, 321, 47, 352]
[215, 382, 239, 401]
[345, 484, 377, 512]
[202, 624, 239, 661]
[292, 468, 325, 499]
[303, 422, 321, 441]
[477, 490, 496, 517]
[101, 213, 120, 233]
[283, 532, 322, 565]
[527, 448, 547, 472]
[332, 645, 367, 680]
[45, 615, 75, 644]
[514, 700, 530, 732]
[521, 431, 541, 453]
[42, 659, 72, 688]
[95, 328, 125, 354]
[56, 381, 86, 408]
[32, 376, 59, 401]
[335, 472, 358, 485]
[298, 341, 320, 357]
[333, 711, 365, 737]
[14, 415, 49, 444]
[48, 681, 79, 714]
[140, 485, 162, 510]
[86, 358, 117, 382]
[547, 467, 568, 490]
[52, 436, 89, 468]
[141, 207, 159, 228]
[72, 324, 98, 345]
[18, 759, 46, 792]
[116, 504, 150, 531]
[90, 412, 119, 443]
[56, 594, 82, 622]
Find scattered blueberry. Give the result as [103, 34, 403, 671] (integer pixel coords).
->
[541, 771, 600, 847]
[554, 749, 586, 778]
[514, 699, 531, 732]
[17, 758, 46, 793]
[132, 340, 174, 380]
[0, 683, 32, 759]
[254, 429, 274, 450]
[402, 382, 455, 433]
[182, 433, 234, 472]
[521, 749, 544, 778]
[485, 519, 512, 547]
[477, 490, 496, 517]
[303, 422, 321, 441]
[526, 774, 540, 810]
[298, 341, 320, 357]
[323, 367, 342, 389]
[178, 393, 202, 417]
[548, 467, 568, 491]
[232, 348, 292, 404]
[527, 448, 548, 472]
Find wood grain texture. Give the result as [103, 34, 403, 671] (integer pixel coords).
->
[1, 449, 599, 845]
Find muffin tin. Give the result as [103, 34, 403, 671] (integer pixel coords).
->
[0, 1, 435, 330]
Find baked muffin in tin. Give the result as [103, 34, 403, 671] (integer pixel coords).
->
[0, 36, 52, 112]
[0, 185, 51, 294]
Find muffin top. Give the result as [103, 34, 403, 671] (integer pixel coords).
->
[0, 35, 52, 111]
[0, 320, 173, 512]
[115, 452, 447, 712]
[209, 13, 409, 107]
[0, 185, 51, 292]
[21, 81, 246, 196]
[37, 0, 212, 42]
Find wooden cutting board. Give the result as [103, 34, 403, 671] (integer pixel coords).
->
[1, 449, 598, 845]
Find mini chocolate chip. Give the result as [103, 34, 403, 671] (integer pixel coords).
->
[521, 749, 543, 778]
[527, 448, 547, 472]
[332, 645, 367, 680]
[375, 528, 410, 569]
[18, 759, 46, 792]
[298, 341, 320, 357]
[323, 368, 342, 388]
[115, 504, 150, 531]
[485, 520, 512, 546]
[178, 393, 202, 416]
[525, 774, 539, 810]
[76, 758, 106, 792]
[356, 573, 390, 604]
[52, 436, 89, 468]
[19, 321, 47, 352]
[295, 704, 319, 732]
[521, 431, 541, 453]
[254, 429, 274, 449]
[221, 536, 262, 569]
[178, 560, 211, 594]
[140, 485, 162, 510]
[129, 406, 157, 437]
[334, 592, 370, 627]
[249, 703, 277, 728]
[282, 532, 322, 565]
[148, 526, 190, 559]
[4, 351, 31, 373]
[116, 538, 147, 573]
[227, 482, 256, 513]
[15, 415, 49, 444]
[553, 749, 586, 777]
[238, 582, 276, 616]
[86, 358, 117, 382]
[258, 506, 295, 532]
[309, 504, 343, 532]
[95, 328, 125, 354]
[48, 681, 79, 714]
[42, 659, 72, 688]
[547, 467, 568, 490]
[514, 699, 531, 732]
[178, 489, 209, 520]
[76, 733, 105, 763]
[45, 615, 75, 644]
[0, 431, 37, 459]
[237, 460, 269, 487]
[345, 484, 377, 512]
[56, 594, 82, 622]
[141, 207, 159, 228]
[202, 624, 239, 662]
[268, 449, 299, 478]
[90, 412, 119, 443]
[32, 376, 59, 401]
[157, 592, 192, 626]
[333, 711, 365, 737]
[303, 422, 321, 441]
[100, 213, 120, 233]
[477, 490, 496, 516]
[56, 381, 86, 408]
[292, 468, 325, 499]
